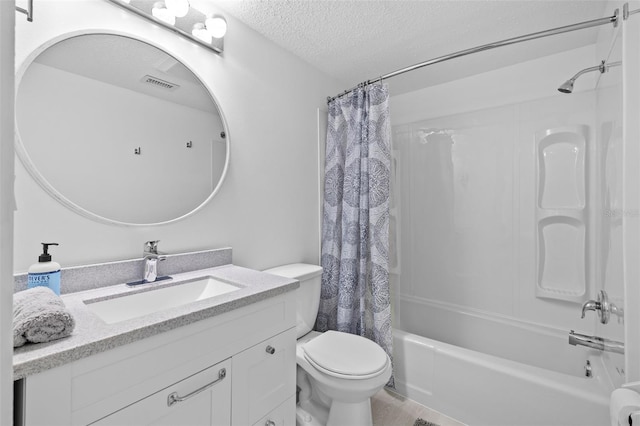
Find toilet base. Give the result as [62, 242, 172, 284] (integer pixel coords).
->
[327, 399, 373, 426]
[296, 397, 374, 426]
[296, 400, 326, 426]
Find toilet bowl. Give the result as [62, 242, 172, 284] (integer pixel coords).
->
[297, 330, 391, 425]
[264, 264, 391, 426]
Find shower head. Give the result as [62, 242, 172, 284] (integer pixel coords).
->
[558, 60, 621, 94]
[557, 79, 576, 94]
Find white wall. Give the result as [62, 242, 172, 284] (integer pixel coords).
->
[390, 45, 603, 334]
[0, 1, 15, 423]
[13, 0, 341, 272]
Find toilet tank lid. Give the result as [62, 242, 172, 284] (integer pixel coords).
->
[264, 263, 323, 281]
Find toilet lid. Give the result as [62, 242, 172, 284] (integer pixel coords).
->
[302, 330, 389, 378]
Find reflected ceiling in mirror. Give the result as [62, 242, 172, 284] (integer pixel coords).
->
[16, 34, 228, 226]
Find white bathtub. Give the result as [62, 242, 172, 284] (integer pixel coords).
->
[392, 298, 616, 426]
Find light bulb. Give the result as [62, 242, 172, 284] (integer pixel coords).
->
[165, 0, 189, 18]
[192, 23, 212, 44]
[152, 2, 175, 25]
[205, 16, 227, 38]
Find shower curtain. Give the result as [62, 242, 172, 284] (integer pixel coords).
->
[316, 83, 393, 385]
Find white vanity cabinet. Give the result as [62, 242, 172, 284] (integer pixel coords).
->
[18, 291, 297, 426]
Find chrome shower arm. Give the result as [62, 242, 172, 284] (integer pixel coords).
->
[567, 63, 606, 82]
[558, 60, 622, 93]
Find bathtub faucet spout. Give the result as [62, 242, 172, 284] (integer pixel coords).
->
[569, 330, 624, 354]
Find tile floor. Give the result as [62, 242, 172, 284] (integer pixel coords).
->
[371, 388, 466, 426]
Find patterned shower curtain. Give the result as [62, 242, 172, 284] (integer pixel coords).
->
[316, 82, 393, 386]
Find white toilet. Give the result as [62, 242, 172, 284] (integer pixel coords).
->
[264, 263, 391, 426]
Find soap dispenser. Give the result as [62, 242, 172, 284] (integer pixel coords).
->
[27, 243, 61, 295]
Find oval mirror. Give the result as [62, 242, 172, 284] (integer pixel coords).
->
[15, 33, 228, 226]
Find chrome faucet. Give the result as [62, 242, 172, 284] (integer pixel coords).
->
[581, 289, 623, 324]
[569, 330, 624, 354]
[143, 240, 167, 283]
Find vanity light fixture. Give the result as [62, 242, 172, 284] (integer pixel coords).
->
[192, 22, 212, 44]
[151, 2, 175, 26]
[205, 15, 227, 38]
[15, 0, 34, 21]
[106, 0, 225, 54]
[165, 0, 189, 18]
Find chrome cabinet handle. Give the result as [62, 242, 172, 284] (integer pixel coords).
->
[265, 420, 276, 426]
[167, 368, 226, 407]
[266, 345, 276, 355]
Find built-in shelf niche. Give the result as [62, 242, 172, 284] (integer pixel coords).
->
[535, 125, 588, 303]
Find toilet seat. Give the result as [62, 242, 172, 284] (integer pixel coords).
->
[301, 330, 389, 380]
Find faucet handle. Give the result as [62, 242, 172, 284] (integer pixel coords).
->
[581, 300, 600, 319]
[581, 290, 612, 324]
[597, 290, 610, 324]
[144, 240, 160, 254]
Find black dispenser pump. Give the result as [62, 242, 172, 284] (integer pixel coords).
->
[38, 243, 59, 262]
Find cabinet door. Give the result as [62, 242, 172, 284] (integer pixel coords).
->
[252, 395, 296, 426]
[92, 359, 231, 426]
[232, 328, 296, 425]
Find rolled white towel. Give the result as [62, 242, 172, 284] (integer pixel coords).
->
[13, 287, 75, 348]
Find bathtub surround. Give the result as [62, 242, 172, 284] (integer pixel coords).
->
[386, 1, 633, 422]
[318, 83, 393, 385]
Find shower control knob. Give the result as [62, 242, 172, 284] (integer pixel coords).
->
[580, 290, 623, 324]
[265, 345, 276, 355]
[265, 421, 276, 426]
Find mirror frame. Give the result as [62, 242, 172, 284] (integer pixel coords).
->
[14, 30, 230, 227]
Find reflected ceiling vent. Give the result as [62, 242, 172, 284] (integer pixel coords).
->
[141, 75, 180, 91]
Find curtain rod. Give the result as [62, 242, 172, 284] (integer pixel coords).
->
[327, 8, 620, 104]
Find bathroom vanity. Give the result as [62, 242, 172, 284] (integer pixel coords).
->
[13, 251, 298, 426]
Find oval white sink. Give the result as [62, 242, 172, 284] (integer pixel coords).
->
[84, 277, 241, 324]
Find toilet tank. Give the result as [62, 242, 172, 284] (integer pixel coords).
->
[264, 263, 323, 338]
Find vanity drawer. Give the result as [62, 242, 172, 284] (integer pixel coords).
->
[252, 395, 296, 426]
[92, 358, 231, 426]
[232, 327, 296, 425]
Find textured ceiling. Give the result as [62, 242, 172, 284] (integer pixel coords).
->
[194, 0, 612, 95]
